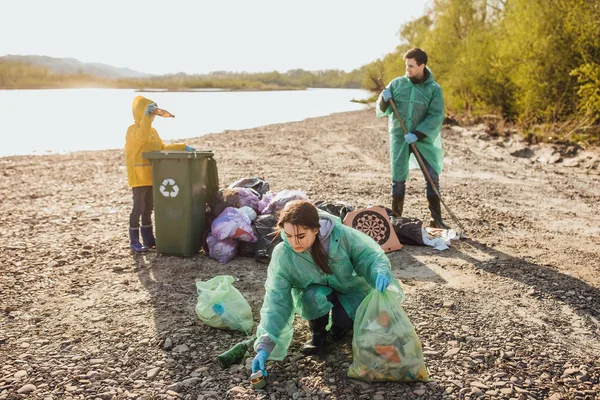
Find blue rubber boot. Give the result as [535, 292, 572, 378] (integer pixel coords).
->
[140, 225, 156, 249]
[129, 228, 148, 253]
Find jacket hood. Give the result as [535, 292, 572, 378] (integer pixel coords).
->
[132, 95, 154, 124]
[318, 211, 336, 242]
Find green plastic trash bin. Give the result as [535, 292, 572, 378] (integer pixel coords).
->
[142, 150, 219, 256]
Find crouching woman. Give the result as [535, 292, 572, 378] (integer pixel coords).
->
[252, 200, 403, 376]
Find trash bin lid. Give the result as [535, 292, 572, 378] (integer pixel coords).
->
[142, 150, 214, 160]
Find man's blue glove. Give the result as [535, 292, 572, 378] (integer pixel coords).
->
[185, 145, 196, 151]
[145, 102, 158, 116]
[404, 132, 418, 144]
[375, 274, 390, 292]
[382, 88, 392, 102]
[252, 349, 269, 376]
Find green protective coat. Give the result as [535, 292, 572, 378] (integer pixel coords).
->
[376, 67, 445, 182]
[254, 212, 404, 361]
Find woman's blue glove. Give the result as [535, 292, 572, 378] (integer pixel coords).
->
[145, 102, 158, 116]
[185, 145, 196, 151]
[404, 132, 418, 144]
[375, 274, 390, 292]
[382, 88, 392, 102]
[252, 349, 269, 376]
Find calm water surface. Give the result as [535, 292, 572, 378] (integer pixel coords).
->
[0, 88, 370, 157]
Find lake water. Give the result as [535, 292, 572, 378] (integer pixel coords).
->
[0, 88, 371, 158]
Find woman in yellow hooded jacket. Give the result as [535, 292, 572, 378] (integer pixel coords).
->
[124, 96, 192, 252]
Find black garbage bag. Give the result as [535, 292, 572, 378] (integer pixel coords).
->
[313, 200, 354, 222]
[390, 216, 425, 246]
[254, 214, 282, 264]
[228, 177, 270, 199]
[238, 226, 258, 258]
[208, 188, 241, 222]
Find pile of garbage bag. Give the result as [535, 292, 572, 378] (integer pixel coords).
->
[205, 177, 311, 264]
[204, 177, 457, 264]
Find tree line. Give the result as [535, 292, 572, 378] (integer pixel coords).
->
[363, 0, 599, 143]
[0, 61, 364, 91]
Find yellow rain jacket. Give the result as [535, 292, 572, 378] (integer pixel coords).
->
[125, 96, 186, 188]
[254, 211, 404, 361]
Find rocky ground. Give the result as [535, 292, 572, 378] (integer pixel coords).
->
[1, 109, 599, 400]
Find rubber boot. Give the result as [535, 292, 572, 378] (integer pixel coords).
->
[302, 314, 329, 354]
[140, 225, 156, 249]
[427, 196, 450, 229]
[129, 228, 148, 253]
[392, 195, 404, 218]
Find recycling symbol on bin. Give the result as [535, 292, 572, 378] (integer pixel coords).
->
[159, 178, 180, 198]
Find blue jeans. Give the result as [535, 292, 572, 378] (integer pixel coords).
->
[392, 155, 439, 197]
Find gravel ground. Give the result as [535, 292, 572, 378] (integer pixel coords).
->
[1, 109, 599, 400]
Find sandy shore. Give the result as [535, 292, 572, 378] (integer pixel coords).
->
[1, 109, 599, 399]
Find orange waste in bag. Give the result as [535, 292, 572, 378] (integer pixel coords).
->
[376, 311, 390, 327]
[374, 345, 402, 363]
[154, 108, 175, 118]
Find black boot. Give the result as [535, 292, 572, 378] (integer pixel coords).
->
[140, 225, 156, 249]
[302, 314, 329, 354]
[427, 196, 450, 229]
[392, 195, 404, 217]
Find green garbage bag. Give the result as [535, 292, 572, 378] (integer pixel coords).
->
[348, 285, 429, 382]
[195, 275, 253, 335]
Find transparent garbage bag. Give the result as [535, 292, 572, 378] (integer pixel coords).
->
[348, 286, 429, 382]
[195, 275, 254, 335]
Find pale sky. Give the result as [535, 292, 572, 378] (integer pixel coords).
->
[1, 0, 431, 75]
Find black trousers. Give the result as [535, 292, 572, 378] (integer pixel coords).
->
[129, 186, 153, 228]
[326, 292, 353, 330]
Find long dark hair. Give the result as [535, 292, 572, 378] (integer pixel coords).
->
[275, 200, 332, 275]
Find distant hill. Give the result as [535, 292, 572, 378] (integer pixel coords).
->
[0, 55, 152, 79]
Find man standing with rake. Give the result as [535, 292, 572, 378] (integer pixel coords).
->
[377, 47, 449, 229]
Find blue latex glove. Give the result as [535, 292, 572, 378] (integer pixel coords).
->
[375, 274, 390, 292]
[185, 145, 196, 151]
[404, 132, 418, 144]
[382, 87, 392, 102]
[252, 349, 269, 376]
[145, 102, 157, 116]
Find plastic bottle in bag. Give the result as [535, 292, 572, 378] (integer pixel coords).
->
[212, 303, 240, 331]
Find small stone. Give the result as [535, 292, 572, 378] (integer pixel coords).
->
[172, 344, 189, 353]
[471, 382, 489, 390]
[514, 386, 529, 394]
[229, 386, 246, 395]
[147, 367, 160, 380]
[444, 348, 461, 357]
[89, 358, 104, 365]
[163, 338, 173, 350]
[17, 384, 36, 394]
[14, 370, 27, 378]
[563, 368, 579, 376]
[413, 389, 426, 395]
[500, 387, 513, 395]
